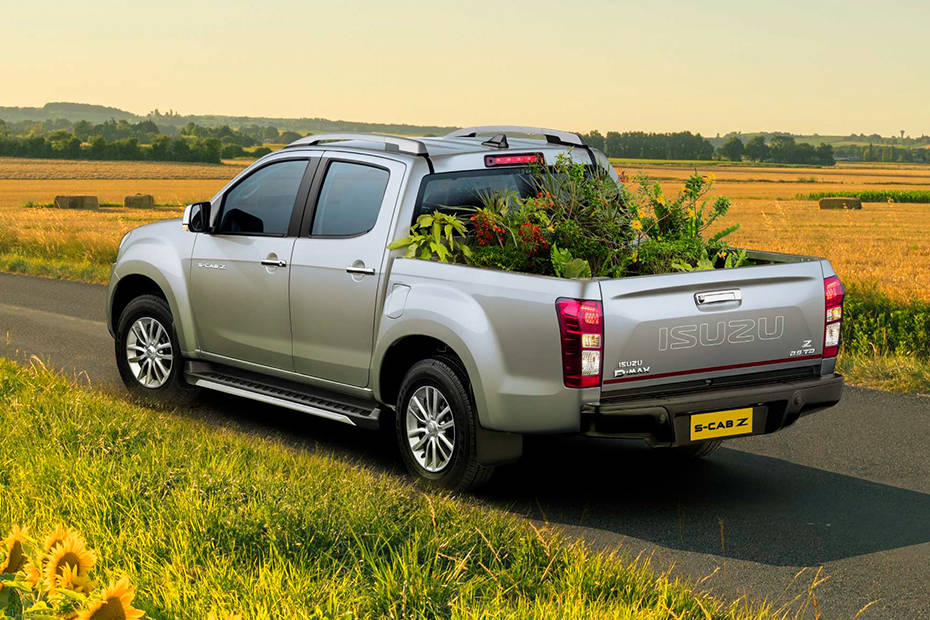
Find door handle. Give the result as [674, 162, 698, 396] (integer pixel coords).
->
[695, 289, 741, 305]
[345, 266, 375, 275]
[261, 259, 287, 268]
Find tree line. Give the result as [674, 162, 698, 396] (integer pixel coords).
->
[832, 143, 930, 163]
[581, 131, 715, 160]
[717, 135, 835, 165]
[0, 118, 280, 163]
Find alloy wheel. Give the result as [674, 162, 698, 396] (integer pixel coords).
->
[405, 385, 456, 472]
[125, 317, 173, 389]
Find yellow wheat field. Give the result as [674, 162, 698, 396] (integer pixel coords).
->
[1, 156, 929, 300]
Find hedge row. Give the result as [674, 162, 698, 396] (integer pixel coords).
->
[799, 190, 930, 203]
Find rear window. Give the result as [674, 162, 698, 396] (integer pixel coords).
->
[414, 169, 535, 219]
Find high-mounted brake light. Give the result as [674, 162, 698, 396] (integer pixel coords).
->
[556, 298, 604, 388]
[823, 275, 845, 358]
[484, 153, 542, 167]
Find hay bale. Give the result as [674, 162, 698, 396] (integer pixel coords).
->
[124, 194, 155, 209]
[819, 197, 862, 210]
[53, 195, 99, 209]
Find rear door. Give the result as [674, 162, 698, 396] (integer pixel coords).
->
[598, 260, 827, 394]
[190, 157, 315, 370]
[289, 152, 405, 386]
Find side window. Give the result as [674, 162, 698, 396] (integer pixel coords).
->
[311, 162, 389, 237]
[218, 159, 308, 235]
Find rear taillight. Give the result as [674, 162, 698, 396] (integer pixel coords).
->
[823, 275, 845, 358]
[556, 298, 603, 388]
[484, 153, 542, 167]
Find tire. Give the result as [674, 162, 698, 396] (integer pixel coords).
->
[114, 294, 199, 405]
[665, 439, 723, 459]
[395, 358, 494, 490]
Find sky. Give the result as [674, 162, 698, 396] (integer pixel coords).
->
[2, 0, 928, 136]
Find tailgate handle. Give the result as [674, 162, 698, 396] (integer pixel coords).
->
[695, 289, 742, 305]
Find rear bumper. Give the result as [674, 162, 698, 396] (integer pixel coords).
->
[582, 372, 844, 446]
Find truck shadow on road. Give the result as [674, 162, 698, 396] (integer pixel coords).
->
[485, 436, 930, 568]
[188, 391, 929, 569]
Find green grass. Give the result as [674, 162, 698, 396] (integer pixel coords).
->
[838, 352, 930, 394]
[0, 213, 119, 284]
[0, 360, 785, 619]
[843, 284, 930, 360]
[0, 253, 110, 282]
[797, 190, 930, 203]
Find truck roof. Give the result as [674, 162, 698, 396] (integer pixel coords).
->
[281, 126, 603, 174]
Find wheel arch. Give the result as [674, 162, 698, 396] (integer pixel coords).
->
[376, 334, 473, 411]
[109, 274, 167, 334]
[108, 260, 197, 354]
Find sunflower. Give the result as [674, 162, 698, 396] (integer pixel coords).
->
[44, 524, 86, 554]
[77, 578, 144, 620]
[44, 531, 96, 593]
[23, 561, 42, 586]
[0, 525, 28, 574]
[53, 562, 96, 596]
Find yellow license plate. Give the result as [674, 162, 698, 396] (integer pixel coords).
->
[689, 408, 753, 441]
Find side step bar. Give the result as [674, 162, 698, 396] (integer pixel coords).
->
[185, 363, 381, 429]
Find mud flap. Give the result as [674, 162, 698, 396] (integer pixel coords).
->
[476, 426, 523, 465]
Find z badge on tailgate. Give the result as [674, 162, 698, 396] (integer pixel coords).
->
[690, 408, 753, 441]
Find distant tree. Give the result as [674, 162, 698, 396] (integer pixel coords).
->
[744, 135, 769, 161]
[815, 143, 835, 165]
[221, 144, 245, 158]
[719, 136, 744, 161]
[768, 135, 796, 162]
[278, 131, 301, 144]
[582, 130, 605, 152]
[73, 120, 93, 141]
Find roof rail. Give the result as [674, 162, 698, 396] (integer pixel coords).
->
[445, 126, 587, 147]
[287, 133, 429, 156]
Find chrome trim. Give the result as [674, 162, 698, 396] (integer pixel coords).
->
[345, 266, 375, 275]
[190, 378, 356, 426]
[695, 289, 742, 305]
[261, 259, 287, 267]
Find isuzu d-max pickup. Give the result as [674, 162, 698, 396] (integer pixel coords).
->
[107, 126, 844, 489]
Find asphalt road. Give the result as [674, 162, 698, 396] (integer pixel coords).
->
[1, 271, 928, 618]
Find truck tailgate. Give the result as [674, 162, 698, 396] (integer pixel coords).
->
[598, 260, 827, 394]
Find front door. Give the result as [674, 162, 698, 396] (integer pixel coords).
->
[190, 157, 313, 370]
[290, 152, 405, 386]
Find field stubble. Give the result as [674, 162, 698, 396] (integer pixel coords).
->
[1, 158, 929, 302]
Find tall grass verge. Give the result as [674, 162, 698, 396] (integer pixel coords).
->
[0, 359, 782, 619]
[843, 284, 930, 359]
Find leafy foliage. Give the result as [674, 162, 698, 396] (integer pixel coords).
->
[387, 212, 472, 263]
[629, 172, 748, 274]
[389, 154, 748, 279]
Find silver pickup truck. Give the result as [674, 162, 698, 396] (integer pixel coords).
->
[107, 126, 844, 489]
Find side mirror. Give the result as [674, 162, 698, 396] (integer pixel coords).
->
[182, 202, 211, 233]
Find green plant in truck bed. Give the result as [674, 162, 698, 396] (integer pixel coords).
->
[389, 153, 748, 279]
